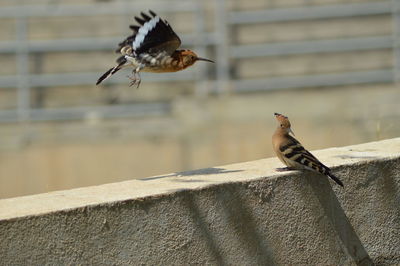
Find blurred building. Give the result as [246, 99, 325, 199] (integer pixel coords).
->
[0, 0, 399, 198]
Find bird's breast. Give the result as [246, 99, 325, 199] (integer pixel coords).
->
[142, 56, 183, 73]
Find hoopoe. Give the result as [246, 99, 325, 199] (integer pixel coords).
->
[96, 10, 214, 87]
[272, 113, 344, 187]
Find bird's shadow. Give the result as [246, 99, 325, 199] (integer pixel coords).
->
[138, 167, 243, 181]
[335, 154, 378, 160]
[335, 149, 379, 160]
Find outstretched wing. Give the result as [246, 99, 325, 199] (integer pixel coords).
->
[116, 10, 181, 57]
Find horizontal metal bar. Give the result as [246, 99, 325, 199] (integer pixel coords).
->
[231, 36, 393, 58]
[0, 38, 117, 54]
[229, 1, 391, 24]
[0, 33, 217, 54]
[233, 69, 393, 92]
[0, 70, 198, 88]
[0, 102, 171, 123]
[0, 2, 198, 18]
[0, 70, 393, 122]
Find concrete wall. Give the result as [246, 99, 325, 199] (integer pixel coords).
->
[0, 138, 399, 265]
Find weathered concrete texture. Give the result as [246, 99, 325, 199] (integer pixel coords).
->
[0, 138, 399, 265]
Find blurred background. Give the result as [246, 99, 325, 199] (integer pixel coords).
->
[0, 0, 399, 199]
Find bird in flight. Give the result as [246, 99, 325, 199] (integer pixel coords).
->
[272, 113, 344, 187]
[96, 10, 214, 87]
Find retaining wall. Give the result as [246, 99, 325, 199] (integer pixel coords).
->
[0, 138, 399, 265]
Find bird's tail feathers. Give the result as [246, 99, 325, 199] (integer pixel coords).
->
[96, 57, 127, 85]
[327, 172, 344, 187]
[96, 67, 115, 85]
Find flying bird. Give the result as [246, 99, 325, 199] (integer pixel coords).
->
[272, 113, 344, 187]
[96, 10, 214, 87]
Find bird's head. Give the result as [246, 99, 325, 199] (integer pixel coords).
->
[274, 112, 294, 135]
[180, 50, 214, 68]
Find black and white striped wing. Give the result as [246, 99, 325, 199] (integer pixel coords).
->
[117, 10, 181, 56]
[279, 136, 344, 187]
[280, 136, 331, 175]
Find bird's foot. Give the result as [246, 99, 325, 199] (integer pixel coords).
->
[127, 70, 142, 89]
[276, 167, 295, 172]
[136, 78, 141, 88]
[127, 75, 141, 89]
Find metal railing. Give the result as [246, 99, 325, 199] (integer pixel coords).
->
[228, 1, 396, 92]
[0, 0, 396, 122]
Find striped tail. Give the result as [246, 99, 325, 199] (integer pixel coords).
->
[96, 57, 127, 85]
[327, 172, 344, 187]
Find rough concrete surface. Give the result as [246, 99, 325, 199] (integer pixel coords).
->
[0, 138, 399, 265]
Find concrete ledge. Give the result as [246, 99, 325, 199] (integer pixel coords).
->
[0, 138, 399, 265]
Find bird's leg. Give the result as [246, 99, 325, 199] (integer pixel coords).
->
[135, 72, 141, 89]
[127, 66, 143, 88]
[128, 70, 138, 88]
[276, 167, 296, 172]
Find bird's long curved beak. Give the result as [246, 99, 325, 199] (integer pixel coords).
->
[197, 57, 214, 63]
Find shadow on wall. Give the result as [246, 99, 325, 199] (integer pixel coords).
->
[172, 169, 376, 264]
[304, 173, 374, 266]
[136, 156, 397, 264]
[180, 186, 275, 265]
[215, 186, 276, 265]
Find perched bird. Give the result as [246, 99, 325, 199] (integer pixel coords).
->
[96, 10, 214, 87]
[272, 113, 344, 187]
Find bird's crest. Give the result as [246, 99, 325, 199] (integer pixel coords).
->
[274, 113, 291, 129]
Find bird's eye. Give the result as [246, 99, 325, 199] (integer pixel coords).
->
[280, 124, 283, 127]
